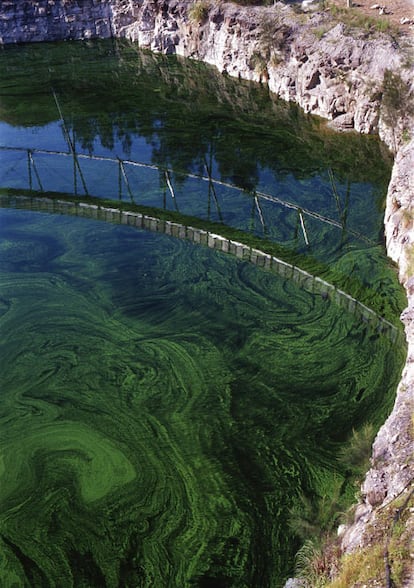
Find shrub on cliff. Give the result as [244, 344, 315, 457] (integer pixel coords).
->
[188, 0, 210, 24]
[381, 69, 414, 149]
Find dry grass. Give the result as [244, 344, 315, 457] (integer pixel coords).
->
[328, 544, 385, 587]
[325, 490, 414, 587]
[326, 2, 399, 36]
[188, 0, 210, 24]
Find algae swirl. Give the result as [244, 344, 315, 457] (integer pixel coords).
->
[0, 38, 406, 587]
[0, 208, 405, 587]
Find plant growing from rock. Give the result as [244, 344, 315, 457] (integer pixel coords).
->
[233, 0, 275, 5]
[250, 51, 269, 80]
[289, 425, 382, 586]
[294, 540, 330, 587]
[326, 489, 414, 587]
[188, 0, 210, 25]
[339, 423, 375, 479]
[259, 12, 290, 53]
[381, 70, 414, 150]
[326, 3, 396, 36]
[313, 26, 330, 40]
[250, 12, 290, 77]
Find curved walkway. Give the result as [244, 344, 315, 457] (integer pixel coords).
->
[0, 191, 400, 342]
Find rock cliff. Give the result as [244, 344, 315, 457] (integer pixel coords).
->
[119, 0, 409, 136]
[1, 0, 413, 583]
[0, 0, 411, 135]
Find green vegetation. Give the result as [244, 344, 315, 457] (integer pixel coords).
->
[339, 423, 375, 479]
[232, 0, 400, 38]
[0, 40, 407, 587]
[313, 26, 330, 40]
[328, 3, 396, 35]
[251, 13, 290, 73]
[250, 48, 269, 78]
[233, 0, 276, 5]
[382, 69, 414, 149]
[291, 438, 414, 587]
[295, 539, 341, 588]
[289, 424, 380, 586]
[188, 0, 210, 24]
[327, 490, 414, 587]
[405, 242, 414, 278]
[289, 478, 345, 544]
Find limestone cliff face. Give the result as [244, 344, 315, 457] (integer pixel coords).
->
[0, 0, 409, 136]
[0, 0, 407, 134]
[0, 0, 114, 42]
[118, 0, 407, 136]
[1, 0, 414, 579]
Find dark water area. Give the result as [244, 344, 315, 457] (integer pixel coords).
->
[0, 40, 406, 587]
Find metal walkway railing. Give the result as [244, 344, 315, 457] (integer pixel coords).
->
[0, 144, 374, 247]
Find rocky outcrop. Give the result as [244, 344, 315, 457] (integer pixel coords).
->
[0, 1, 408, 136]
[1, 0, 413, 582]
[119, 0, 408, 136]
[0, 0, 114, 42]
[385, 141, 414, 280]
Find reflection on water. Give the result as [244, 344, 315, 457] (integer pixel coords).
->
[0, 40, 406, 587]
[0, 41, 393, 260]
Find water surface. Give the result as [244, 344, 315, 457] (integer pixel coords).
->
[0, 40, 406, 587]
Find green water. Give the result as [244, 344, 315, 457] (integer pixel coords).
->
[0, 40, 406, 587]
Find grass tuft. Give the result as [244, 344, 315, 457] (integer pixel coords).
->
[188, 1, 210, 24]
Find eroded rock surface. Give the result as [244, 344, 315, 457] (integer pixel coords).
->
[117, 0, 410, 135]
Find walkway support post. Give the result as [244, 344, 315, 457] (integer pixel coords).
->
[28, 150, 44, 192]
[299, 209, 310, 246]
[165, 170, 179, 211]
[52, 89, 89, 196]
[118, 158, 134, 201]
